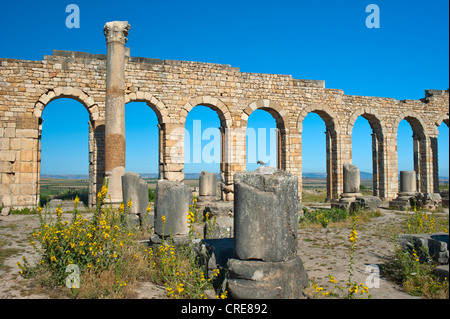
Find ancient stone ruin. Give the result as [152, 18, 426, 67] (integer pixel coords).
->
[0, 21, 448, 214]
[0, 20, 448, 300]
[151, 180, 192, 245]
[332, 163, 381, 212]
[389, 171, 419, 210]
[389, 170, 442, 210]
[121, 171, 149, 227]
[226, 166, 308, 298]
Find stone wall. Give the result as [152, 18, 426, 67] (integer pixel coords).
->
[0, 46, 448, 210]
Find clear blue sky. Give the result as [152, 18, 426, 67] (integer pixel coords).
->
[1, 0, 448, 177]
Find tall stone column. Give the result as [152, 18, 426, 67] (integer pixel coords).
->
[103, 21, 130, 204]
[371, 132, 379, 196]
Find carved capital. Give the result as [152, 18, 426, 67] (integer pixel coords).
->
[103, 21, 130, 45]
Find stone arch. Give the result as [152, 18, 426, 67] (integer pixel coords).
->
[179, 96, 233, 197]
[435, 113, 450, 129]
[242, 99, 289, 171]
[432, 113, 450, 193]
[296, 103, 339, 133]
[346, 107, 387, 135]
[182, 96, 233, 128]
[393, 110, 428, 137]
[33, 87, 99, 121]
[347, 108, 388, 198]
[242, 99, 288, 130]
[393, 111, 430, 194]
[32, 87, 100, 208]
[125, 91, 169, 125]
[125, 91, 170, 180]
[296, 103, 341, 200]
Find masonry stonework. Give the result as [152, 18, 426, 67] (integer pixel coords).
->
[0, 22, 448, 211]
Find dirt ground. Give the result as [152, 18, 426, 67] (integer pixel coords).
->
[297, 205, 443, 299]
[0, 204, 447, 299]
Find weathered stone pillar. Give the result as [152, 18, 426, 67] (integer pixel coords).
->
[226, 166, 308, 299]
[372, 132, 379, 196]
[151, 180, 192, 244]
[157, 124, 165, 179]
[222, 126, 246, 201]
[163, 123, 185, 181]
[122, 172, 149, 227]
[430, 135, 439, 194]
[199, 171, 218, 197]
[384, 131, 399, 200]
[332, 164, 362, 211]
[103, 21, 131, 204]
[399, 171, 417, 194]
[343, 163, 360, 195]
[389, 171, 418, 210]
[413, 133, 421, 193]
[325, 129, 333, 200]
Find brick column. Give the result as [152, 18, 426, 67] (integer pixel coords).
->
[222, 126, 246, 201]
[421, 133, 439, 195]
[162, 123, 185, 181]
[430, 134, 439, 194]
[103, 21, 130, 204]
[384, 131, 399, 200]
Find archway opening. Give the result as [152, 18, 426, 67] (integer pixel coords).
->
[350, 114, 385, 197]
[437, 122, 449, 191]
[352, 116, 373, 195]
[125, 101, 159, 194]
[39, 98, 90, 207]
[397, 119, 414, 172]
[301, 112, 327, 202]
[300, 108, 339, 202]
[246, 109, 278, 171]
[184, 105, 221, 183]
[396, 117, 426, 193]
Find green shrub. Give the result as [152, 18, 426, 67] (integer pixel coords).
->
[301, 207, 349, 228]
[148, 189, 155, 202]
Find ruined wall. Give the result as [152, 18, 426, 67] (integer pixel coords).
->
[0, 49, 448, 210]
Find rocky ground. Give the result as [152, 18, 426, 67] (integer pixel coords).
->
[0, 204, 447, 299]
[297, 205, 432, 299]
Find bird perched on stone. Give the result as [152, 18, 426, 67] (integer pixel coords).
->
[257, 160, 266, 166]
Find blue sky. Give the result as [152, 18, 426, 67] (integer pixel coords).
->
[1, 0, 448, 177]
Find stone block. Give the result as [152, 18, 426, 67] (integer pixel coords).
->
[121, 171, 149, 217]
[355, 196, 382, 212]
[399, 171, 416, 193]
[199, 171, 217, 197]
[343, 164, 360, 194]
[226, 256, 308, 299]
[233, 166, 298, 262]
[203, 216, 233, 239]
[434, 265, 449, 282]
[153, 180, 192, 237]
[397, 232, 449, 265]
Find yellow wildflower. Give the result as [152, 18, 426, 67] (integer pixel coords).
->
[349, 229, 358, 243]
[349, 285, 359, 294]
